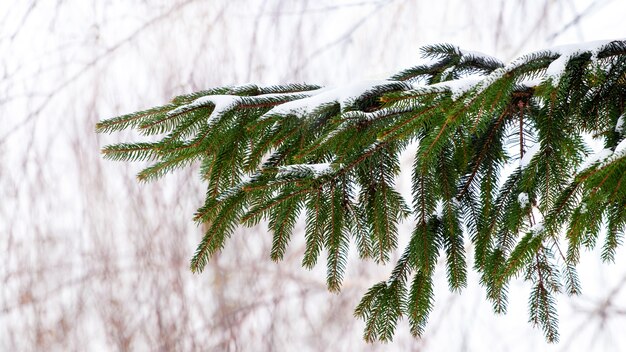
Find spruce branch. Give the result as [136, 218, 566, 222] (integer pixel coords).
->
[98, 39, 626, 343]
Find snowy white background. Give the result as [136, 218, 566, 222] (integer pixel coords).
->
[2, 0, 626, 351]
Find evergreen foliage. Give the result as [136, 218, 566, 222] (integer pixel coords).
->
[97, 39, 626, 343]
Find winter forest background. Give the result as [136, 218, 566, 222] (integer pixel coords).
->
[2, 0, 626, 351]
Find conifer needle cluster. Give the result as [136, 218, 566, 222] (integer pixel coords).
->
[97, 39, 626, 342]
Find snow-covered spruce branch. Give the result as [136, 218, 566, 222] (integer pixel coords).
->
[97, 39, 626, 343]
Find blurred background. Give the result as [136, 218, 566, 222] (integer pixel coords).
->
[2, 0, 626, 351]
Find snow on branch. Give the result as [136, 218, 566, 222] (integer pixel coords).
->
[161, 40, 625, 132]
[261, 80, 408, 119]
[616, 114, 625, 134]
[277, 163, 336, 178]
[168, 94, 242, 123]
[577, 139, 626, 172]
[408, 76, 483, 100]
[505, 39, 625, 83]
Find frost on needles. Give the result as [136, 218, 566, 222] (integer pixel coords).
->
[97, 39, 626, 343]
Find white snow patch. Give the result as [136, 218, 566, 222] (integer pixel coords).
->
[520, 142, 541, 168]
[576, 139, 626, 171]
[616, 114, 625, 134]
[410, 76, 482, 100]
[277, 163, 334, 178]
[168, 95, 242, 124]
[433, 200, 444, 219]
[216, 173, 261, 202]
[342, 105, 415, 122]
[615, 138, 626, 156]
[239, 173, 254, 184]
[531, 221, 544, 234]
[517, 76, 544, 88]
[365, 141, 382, 152]
[543, 40, 617, 84]
[474, 67, 506, 95]
[594, 148, 614, 163]
[441, 66, 455, 80]
[447, 76, 482, 100]
[262, 80, 400, 118]
[518, 193, 529, 208]
[503, 39, 623, 84]
[578, 148, 614, 171]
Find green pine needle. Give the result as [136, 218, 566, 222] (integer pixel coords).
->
[98, 39, 626, 343]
